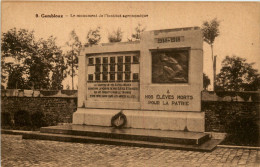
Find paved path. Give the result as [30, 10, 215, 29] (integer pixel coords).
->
[1, 134, 259, 167]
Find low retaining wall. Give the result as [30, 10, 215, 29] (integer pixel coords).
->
[1, 90, 77, 125]
[1, 89, 259, 131]
[202, 91, 259, 146]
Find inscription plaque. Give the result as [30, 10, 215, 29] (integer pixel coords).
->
[86, 52, 140, 102]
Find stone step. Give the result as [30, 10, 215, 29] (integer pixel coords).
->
[22, 131, 222, 152]
[40, 124, 210, 145]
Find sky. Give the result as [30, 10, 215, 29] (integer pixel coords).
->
[2, 1, 260, 90]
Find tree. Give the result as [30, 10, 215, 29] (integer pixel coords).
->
[1, 57, 8, 89]
[86, 26, 101, 46]
[201, 18, 220, 90]
[1, 28, 35, 62]
[7, 64, 27, 89]
[24, 36, 64, 90]
[108, 28, 123, 43]
[1, 28, 35, 89]
[65, 30, 82, 90]
[215, 56, 259, 91]
[47, 38, 67, 90]
[2, 28, 65, 90]
[128, 23, 146, 41]
[203, 73, 211, 90]
[51, 54, 67, 90]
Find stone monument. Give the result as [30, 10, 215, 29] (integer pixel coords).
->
[73, 27, 204, 132]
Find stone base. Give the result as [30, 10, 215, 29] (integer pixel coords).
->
[73, 108, 205, 132]
[21, 124, 222, 152]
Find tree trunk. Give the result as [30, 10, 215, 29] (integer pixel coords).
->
[211, 44, 215, 91]
[72, 52, 74, 90]
[213, 55, 217, 91]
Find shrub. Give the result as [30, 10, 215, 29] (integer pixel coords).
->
[14, 110, 31, 126]
[31, 111, 47, 128]
[204, 101, 259, 146]
[44, 113, 59, 126]
[1, 112, 12, 126]
[224, 110, 259, 146]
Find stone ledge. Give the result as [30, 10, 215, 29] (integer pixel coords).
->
[1, 89, 77, 98]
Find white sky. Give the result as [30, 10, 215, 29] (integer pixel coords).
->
[2, 2, 260, 90]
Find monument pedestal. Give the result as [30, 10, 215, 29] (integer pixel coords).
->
[73, 108, 205, 132]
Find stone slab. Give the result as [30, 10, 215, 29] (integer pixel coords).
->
[22, 131, 221, 152]
[73, 108, 205, 132]
[40, 124, 209, 145]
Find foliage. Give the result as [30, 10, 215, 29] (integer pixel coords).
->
[1, 112, 12, 126]
[44, 113, 59, 126]
[1, 57, 7, 88]
[108, 28, 123, 43]
[86, 26, 101, 46]
[31, 111, 47, 128]
[14, 110, 31, 126]
[1, 28, 66, 90]
[215, 55, 259, 91]
[222, 106, 259, 146]
[226, 112, 259, 145]
[203, 101, 259, 146]
[128, 23, 146, 41]
[1, 28, 35, 89]
[7, 65, 28, 89]
[51, 55, 66, 90]
[1, 28, 35, 61]
[26, 36, 64, 89]
[201, 18, 220, 47]
[203, 73, 211, 90]
[65, 30, 82, 90]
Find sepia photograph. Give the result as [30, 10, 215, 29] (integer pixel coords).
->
[1, 1, 260, 166]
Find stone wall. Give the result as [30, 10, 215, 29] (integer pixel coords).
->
[1, 89, 259, 131]
[1, 90, 77, 125]
[202, 91, 259, 132]
[203, 101, 259, 132]
[202, 91, 259, 146]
